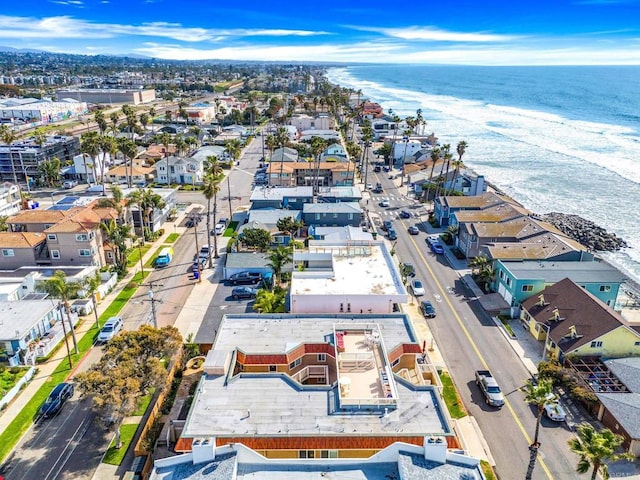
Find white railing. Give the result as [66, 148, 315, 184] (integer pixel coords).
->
[293, 365, 329, 385]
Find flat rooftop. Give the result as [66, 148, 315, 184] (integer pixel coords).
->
[184, 315, 449, 439]
[502, 259, 626, 284]
[291, 242, 406, 297]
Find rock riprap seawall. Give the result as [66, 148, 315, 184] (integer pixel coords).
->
[536, 212, 628, 252]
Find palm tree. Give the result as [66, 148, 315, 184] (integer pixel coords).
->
[523, 378, 555, 480]
[38, 271, 80, 354]
[99, 136, 117, 195]
[426, 147, 441, 200]
[253, 288, 286, 313]
[448, 140, 468, 195]
[83, 270, 102, 330]
[224, 139, 242, 166]
[80, 131, 100, 185]
[0, 124, 19, 184]
[267, 246, 293, 285]
[94, 110, 108, 135]
[38, 157, 61, 187]
[126, 188, 165, 240]
[310, 136, 328, 197]
[101, 218, 131, 275]
[568, 423, 633, 480]
[202, 172, 220, 266]
[110, 111, 120, 135]
[468, 254, 490, 275]
[117, 138, 138, 188]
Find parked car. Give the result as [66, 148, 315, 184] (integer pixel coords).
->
[374, 165, 382, 172]
[365, 183, 373, 190]
[186, 217, 201, 228]
[63, 179, 78, 189]
[199, 244, 211, 259]
[39, 382, 74, 419]
[383, 165, 390, 172]
[214, 223, 226, 235]
[382, 220, 393, 232]
[544, 394, 567, 422]
[475, 370, 505, 408]
[411, 279, 425, 296]
[228, 271, 262, 285]
[408, 225, 420, 235]
[419, 300, 437, 318]
[192, 256, 206, 271]
[379, 199, 390, 207]
[97, 316, 123, 343]
[399, 210, 411, 219]
[387, 229, 397, 240]
[427, 235, 440, 247]
[431, 243, 445, 254]
[232, 286, 258, 300]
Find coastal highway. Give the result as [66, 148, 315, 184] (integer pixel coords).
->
[366, 159, 579, 479]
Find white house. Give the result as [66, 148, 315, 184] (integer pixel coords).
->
[71, 152, 112, 184]
[155, 156, 205, 185]
[0, 182, 21, 217]
[393, 139, 422, 163]
[290, 240, 407, 314]
[371, 116, 407, 140]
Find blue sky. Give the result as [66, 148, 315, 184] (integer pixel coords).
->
[1, 0, 640, 64]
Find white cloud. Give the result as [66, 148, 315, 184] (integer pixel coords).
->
[0, 15, 327, 42]
[354, 26, 519, 42]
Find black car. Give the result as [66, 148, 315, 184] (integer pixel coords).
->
[186, 217, 201, 228]
[228, 271, 262, 285]
[399, 210, 411, 219]
[374, 165, 382, 172]
[420, 300, 437, 318]
[39, 382, 74, 419]
[232, 286, 258, 299]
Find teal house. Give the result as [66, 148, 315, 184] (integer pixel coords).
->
[494, 260, 626, 310]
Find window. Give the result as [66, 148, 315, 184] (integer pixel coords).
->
[590, 341, 603, 348]
[522, 285, 534, 292]
[1, 249, 14, 257]
[599, 285, 611, 292]
[348, 213, 353, 220]
[269, 365, 277, 372]
[47, 234, 57, 241]
[51, 249, 60, 259]
[506, 277, 512, 286]
[317, 354, 326, 362]
[333, 212, 338, 218]
[289, 358, 302, 369]
[76, 233, 89, 242]
[106, 251, 114, 259]
[299, 450, 315, 459]
[635, 341, 640, 346]
[315, 213, 321, 220]
[79, 249, 91, 257]
[499, 270, 505, 279]
[392, 358, 400, 367]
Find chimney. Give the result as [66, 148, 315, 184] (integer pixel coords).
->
[538, 294, 545, 306]
[552, 308, 561, 321]
[192, 437, 216, 464]
[569, 325, 577, 338]
[424, 435, 447, 464]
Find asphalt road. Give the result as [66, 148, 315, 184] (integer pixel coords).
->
[365, 157, 579, 479]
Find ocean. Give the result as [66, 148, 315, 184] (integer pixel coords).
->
[326, 65, 640, 288]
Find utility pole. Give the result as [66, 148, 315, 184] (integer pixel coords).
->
[189, 212, 202, 283]
[227, 176, 232, 217]
[145, 281, 163, 328]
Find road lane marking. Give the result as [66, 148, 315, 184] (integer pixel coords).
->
[406, 234, 554, 480]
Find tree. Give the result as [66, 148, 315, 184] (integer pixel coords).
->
[202, 172, 220, 266]
[83, 270, 102, 330]
[448, 140, 468, 195]
[309, 136, 328, 196]
[38, 271, 80, 355]
[101, 219, 131, 276]
[224, 139, 242, 165]
[0, 215, 8, 232]
[426, 147, 441, 201]
[468, 255, 490, 275]
[568, 423, 633, 480]
[276, 216, 304, 243]
[0, 124, 19, 184]
[523, 378, 555, 480]
[241, 228, 271, 251]
[80, 131, 100, 184]
[117, 138, 138, 188]
[253, 288, 286, 313]
[75, 325, 182, 449]
[94, 110, 107, 135]
[267, 246, 293, 285]
[38, 157, 61, 187]
[126, 188, 166, 240]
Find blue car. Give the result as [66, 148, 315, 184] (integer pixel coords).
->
[39, 383, 74, 419]
[431, 243, 445, 254]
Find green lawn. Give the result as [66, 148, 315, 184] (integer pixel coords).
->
[439, 371, 468, 419]
[165, 233, 180, 243]
[126, 244, 152, 268]
[480, 460, 497, 480]
[0, 367, 29, 397]
[133, 389, 155, 416]
[102, 424, 138, 465]
[0, 269, 149, 463]
[223, 221, 238, 237]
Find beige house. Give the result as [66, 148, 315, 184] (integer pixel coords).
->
[137, 144, 177, 164]
[267, 162, 354, 187]
[0, 232, 48, 269]
[105, 165, 155, 185]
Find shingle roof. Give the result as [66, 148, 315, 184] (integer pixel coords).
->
[0, 231, 46, 248]
[597, 393, 640, 438]
[520, 278, 633, 352]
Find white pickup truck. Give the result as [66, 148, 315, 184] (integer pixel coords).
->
[475, 370, 505, 408]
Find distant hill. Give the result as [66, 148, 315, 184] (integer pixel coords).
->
[0, 45, 47, 54]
